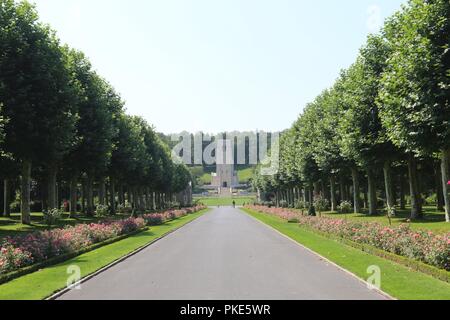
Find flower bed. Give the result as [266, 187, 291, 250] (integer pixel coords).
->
[246, 205, 450, 271]
[246, 205, 303, 222]
[0, 218, 146, 275]
[143, 205, 207, 226]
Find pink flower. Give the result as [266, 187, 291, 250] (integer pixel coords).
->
[247, 204, 450, 271]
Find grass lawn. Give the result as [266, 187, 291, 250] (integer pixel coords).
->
[0, 209, 209, 300]
[195, 196, 256, 206]
[199, 172, 212, 185]
[0, 212, 130, 238]
[319, 206, 450, 234]
[242, 208, 450, 300]
[237, 167, 255, 184]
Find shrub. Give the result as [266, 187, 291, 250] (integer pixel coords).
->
[117, 218, 146, 234]
[95, 204, 109, 217]
[295, 200, 308, 210]
[118, 202, 133, 214]
[259, 201, 274, 208]
[0, 245, 33, 274]
[143, 214, 166, 226]
[279, 200, 289, 208]
[169, 201, 181, 209]
[143, 205, 206, 227]
[313, 195, 329, 215]
[308, 206, 317, 217]
[425, 194, 437, 206]
[43, 208, 63, 226]
[386, 205, 397, 218]
[337, 201, 353, 214]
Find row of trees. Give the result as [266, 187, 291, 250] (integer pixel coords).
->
[0, 0, 192, 224]
[253, 0, 450, 222]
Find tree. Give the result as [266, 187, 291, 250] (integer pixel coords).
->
[0, 1, 77, 223]
[379, 0, 450, 221]
[292, 108, 322, 214]
[338, 36, 397, 216]
[62, 50, 118, 216]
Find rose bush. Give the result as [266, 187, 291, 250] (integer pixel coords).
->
[143, 205, 206, 226]
[246, 205, 450, 271]
[0, 245, 33, 274]
[0, 217, 146, 275]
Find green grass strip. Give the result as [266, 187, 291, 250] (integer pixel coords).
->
[195, 197, 255, 206]
[242, 208, 450, 300]
[0, 209, 209, 300]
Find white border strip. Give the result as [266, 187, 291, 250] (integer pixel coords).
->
[46, 210, 210, 300]
[241, 209, 396, 301]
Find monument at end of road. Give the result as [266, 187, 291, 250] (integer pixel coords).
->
[211, 163, 239, 195]
[210, 139, 239, 195]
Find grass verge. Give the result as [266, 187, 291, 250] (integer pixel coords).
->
[242, 208, 450, 300]
[0, 209, 209, 300]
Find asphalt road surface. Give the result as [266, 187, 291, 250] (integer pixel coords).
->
[59, 207, 388, 300]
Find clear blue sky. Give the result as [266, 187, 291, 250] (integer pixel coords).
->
[32, 0, 406, 134]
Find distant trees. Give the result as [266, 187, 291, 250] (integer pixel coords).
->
[254, 0, 450, 222]
[0, 0, 192, 222]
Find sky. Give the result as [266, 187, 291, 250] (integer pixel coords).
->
[32, 0, 407, 134]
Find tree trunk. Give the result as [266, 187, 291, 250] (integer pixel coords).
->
[157, 192, 161, 210]
[345, 183, 351, 203]
[3, 179, 11, 217]
[57, 181, 61, 210]
[321, 180, 326, 199]
[313, 181, 320, 198]
[98, 179, 106, 205]
[435, 162, 445, 212]
[308, 182, 314, 204]
[70, 177, 78, 217]
[145, 187, 151, 210]
[367, 168, 377, 215]
[275, 190, 279, 207]
[127, 187, 132, 207]
[330, 175, 337, 212]
[152, 192, 156, 211]
[81, 181, 86, 214]
[118, 184, 124, 206]
[383, 161, 395, 215]
[110, 178, 116, 215]
[21, 160, 32, 224]
[363, 190, 368, 210]
[408, 154, 422, 219]
[134, 187, 139, 211]
[392, 172, 398, 206]
[139, 187, 145, 211]
[399, 173, 406, 210]
[86, 175, 94, 216]
[47, 164, 58, 210]
[351, 167, 361, 214]
[440, 148, 450, 223]
[339, 174, 345, 202]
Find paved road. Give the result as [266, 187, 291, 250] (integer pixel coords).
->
[59, 207, 387, 300]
